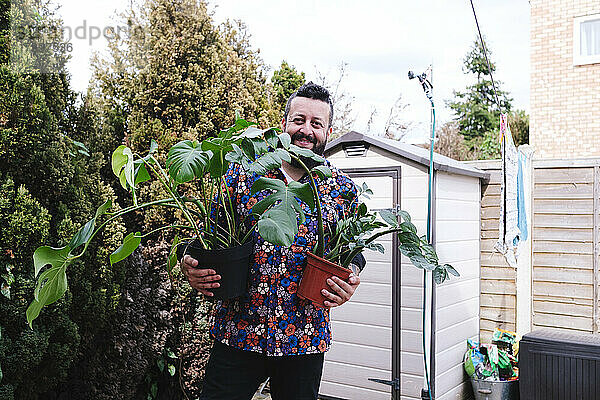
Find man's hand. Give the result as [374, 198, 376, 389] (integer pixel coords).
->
[321, 273, 360, 307]
[181, 255, 221, 297]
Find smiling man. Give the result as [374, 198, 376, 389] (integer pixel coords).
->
[182, 82, 364, 400]
[282, 88, 332, 178]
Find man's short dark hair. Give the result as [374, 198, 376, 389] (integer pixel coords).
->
[283, 82, 334, 129]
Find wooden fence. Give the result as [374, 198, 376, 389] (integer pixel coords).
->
[468, 158, 600, 342]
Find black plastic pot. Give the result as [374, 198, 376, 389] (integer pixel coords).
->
[182, 239, 254, 300]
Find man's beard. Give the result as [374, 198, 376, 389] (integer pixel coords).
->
[289, 132, 327, 170]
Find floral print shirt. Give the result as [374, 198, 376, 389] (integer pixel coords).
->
[209, 159, 358, 356]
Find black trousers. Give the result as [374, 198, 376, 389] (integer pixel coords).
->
[199, 341, 325, 400]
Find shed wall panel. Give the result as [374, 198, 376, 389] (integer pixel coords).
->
[433, 171, 481, 399]
[321, 361, 393, 393]
[398, 160, 429, 399]
[319, 381, 390, 400]
[330, 321, 392, 348]
[322, 171, 395, 400]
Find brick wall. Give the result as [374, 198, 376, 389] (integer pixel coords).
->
[530, 0, 600, 159]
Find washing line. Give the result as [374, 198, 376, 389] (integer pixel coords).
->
[414, 2, 509, 400]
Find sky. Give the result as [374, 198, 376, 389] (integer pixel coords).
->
[55, 0, 530, 143]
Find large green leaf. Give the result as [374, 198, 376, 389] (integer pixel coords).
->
[166, 140, 210, 184]
[250, 178, 315, 245]
[257, 208, 297, 247]
[111, 145, 135, 189]
[33, 246, 71, 277]
[27, 263, 69, 327]
[288, 144, 325, 163]
[201, 139, 232, 178]
[252, 178, 315, 215]
[110, 232, 142, 266]
[278, 133, 291, 149]
[34, 264, 67, 304]
[69, 218, 95, 251]
[379, 209, 398, 227]
[248, 152, 283, 175]
[69, 199, 112, 251]
[288, 180, 315, 210]
[311, 165, 332, 180]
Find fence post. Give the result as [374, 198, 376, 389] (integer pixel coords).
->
[516, 145, 534, 338]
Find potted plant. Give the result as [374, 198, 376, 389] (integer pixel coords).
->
[26, 116, 283, 327]
[297, 184, 460, 305]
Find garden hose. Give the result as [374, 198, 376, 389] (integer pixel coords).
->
[410, 67, 435, 400]
[422, 104, 435, 400]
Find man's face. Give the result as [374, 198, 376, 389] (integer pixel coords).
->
[281, 96, 332, 157]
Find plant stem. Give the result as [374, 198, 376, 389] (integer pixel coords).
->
[338, 227, 403, 269]
[145, 156, 206, 248]
[221, 176, 238, 242]
[213, 179, 222, 248]
[288, 155, 324, 257]
[138, 224, 193, 239]
[200, 177, 211, 239]
[71, 198, 181, 260]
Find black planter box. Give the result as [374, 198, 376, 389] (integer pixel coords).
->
[520, 329, 600, 399]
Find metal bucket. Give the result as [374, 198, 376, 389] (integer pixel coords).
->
[470, 378, 519, 400]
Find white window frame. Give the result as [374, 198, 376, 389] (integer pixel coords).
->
[573, 13, 600, 66]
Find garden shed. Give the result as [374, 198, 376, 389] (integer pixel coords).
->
[319, 131, 489, 400]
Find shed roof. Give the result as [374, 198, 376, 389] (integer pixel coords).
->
[325, 131, 490, 180]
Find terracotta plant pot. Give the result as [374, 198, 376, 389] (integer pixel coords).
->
[297, 252, 352, 307]
[183, 239, 254, 300]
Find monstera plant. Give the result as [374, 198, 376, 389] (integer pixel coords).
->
[27, 117, 286, 325]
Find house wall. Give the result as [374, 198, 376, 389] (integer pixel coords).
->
[530, 0, 600, 159]
[434, 171, 481, 400]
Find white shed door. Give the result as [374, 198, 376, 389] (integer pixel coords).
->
[319, 170, 399, 400]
